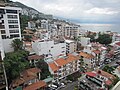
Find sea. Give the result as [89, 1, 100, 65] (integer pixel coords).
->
[79, 24, 120, 34]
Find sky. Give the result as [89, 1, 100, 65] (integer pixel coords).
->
[12, 0, 120, 24]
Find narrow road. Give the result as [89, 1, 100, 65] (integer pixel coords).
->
[59, 81, 78, 90]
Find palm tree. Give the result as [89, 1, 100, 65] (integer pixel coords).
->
[11, 39, 23, 51]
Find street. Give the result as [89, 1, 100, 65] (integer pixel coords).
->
[59, 81, 78, 90]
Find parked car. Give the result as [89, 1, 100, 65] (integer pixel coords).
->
[116, 61, 120, 65]
[60, 83, 66, 87]
[67, 80, 72, 83]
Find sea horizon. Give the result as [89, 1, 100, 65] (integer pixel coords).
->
[78, 23, 120, 33]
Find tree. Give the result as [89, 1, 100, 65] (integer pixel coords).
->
[97, 34, 112, 45]
[36, 59, 51, 80]
[20, 15, 31, 33]
[11, 39, 23, 51]
[4, 50, 29, 83]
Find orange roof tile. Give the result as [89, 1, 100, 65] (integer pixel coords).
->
[55, 58, 67, 66]
[27, 68, 41, 73]
[28, 55, 44, 60]
[66, 54, 79, 62]
[11, 68, 41, 88]
[79, 52, 94, 59]
[93, 50, 101, 54]
[23, 81, 46, 90]
[48, 62, 59, 72]
[96, 70, 116, 81]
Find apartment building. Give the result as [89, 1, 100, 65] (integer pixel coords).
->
[32, 40, 66, 62]
[48, 54, 80, 81]
[27, 21, 36, 30]
[83, 42, 107, 66]
[79, 52, 95, 68]
[65, 39, 77, 54]
[80, 37, 90, 46]
[0, 5, 22, 52]
[62, 24, 80, 38]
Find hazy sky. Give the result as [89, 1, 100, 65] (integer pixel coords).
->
[12, 0, 120, 23]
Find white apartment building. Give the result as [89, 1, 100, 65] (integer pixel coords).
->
[62, 24, 80, 38]
[80, 37, 90, 46]
[27, 21, 36, 30]
[112, 33, 120, 42]
[0, 35, 5, 60]
[32, 40, 66, 62]
[41, 19, 49, 30]
[48, 54, 80, 81]
[65, 39, 77, 54]
[0, 6, 22, 52]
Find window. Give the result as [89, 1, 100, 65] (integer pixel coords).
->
[9, 30, 19, 33]
[0, 9, 5, 14]
[8, 20, 18, 23]
[7, 15, 17, 19]
[1, 35, 6, 39]
[0, 14, 3, 19]
[6, 9, 17, 14]
[9, 25, 19, 28]
[1, 30, 6, 34]
[0, 25, 5, 29]
[2, 20, 4, 23]
[10, 34, 19, 38]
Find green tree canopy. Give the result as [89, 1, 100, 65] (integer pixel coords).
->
[4, 50, 29, 83]
[11, 39, 23, 51]
[36, 59, 51, 80]
[97, 34, 112, 45]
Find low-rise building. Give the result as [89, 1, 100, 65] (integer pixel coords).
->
[78, 70, 116, 90]
[10, 68, 41, 90]
[28, 55, 44, 66]
[48, 54, 80, 81]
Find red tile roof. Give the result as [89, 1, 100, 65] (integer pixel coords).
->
[105, 80, 112, 85]
[23, 81, 46, 90]
[27, 68, 41, 73]
[48, 62, 59, 72]
[115, 42, 120, 46]
[28, 55, 44, 60]
[96, 70, 116, 81]
[55, 58, 68, 66]
[11, 68, 41, 88]
[79, 52, 94, 59]
[85, 72, 97, 77]
[93, 50, 101, 54]
[48, 54, 79, 72]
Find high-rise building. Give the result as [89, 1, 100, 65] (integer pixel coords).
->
[0, 4, 22, 52]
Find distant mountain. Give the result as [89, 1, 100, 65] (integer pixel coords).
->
[11, 1, 53, 20]
[13, 2, 43, 14]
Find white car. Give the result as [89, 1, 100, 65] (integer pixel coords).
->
[60, 83, 66, 87]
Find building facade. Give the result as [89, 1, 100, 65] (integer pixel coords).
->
[48, 54, 80, 81]
[0, 5, 22, 52]
[32, 40, 66, 62]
